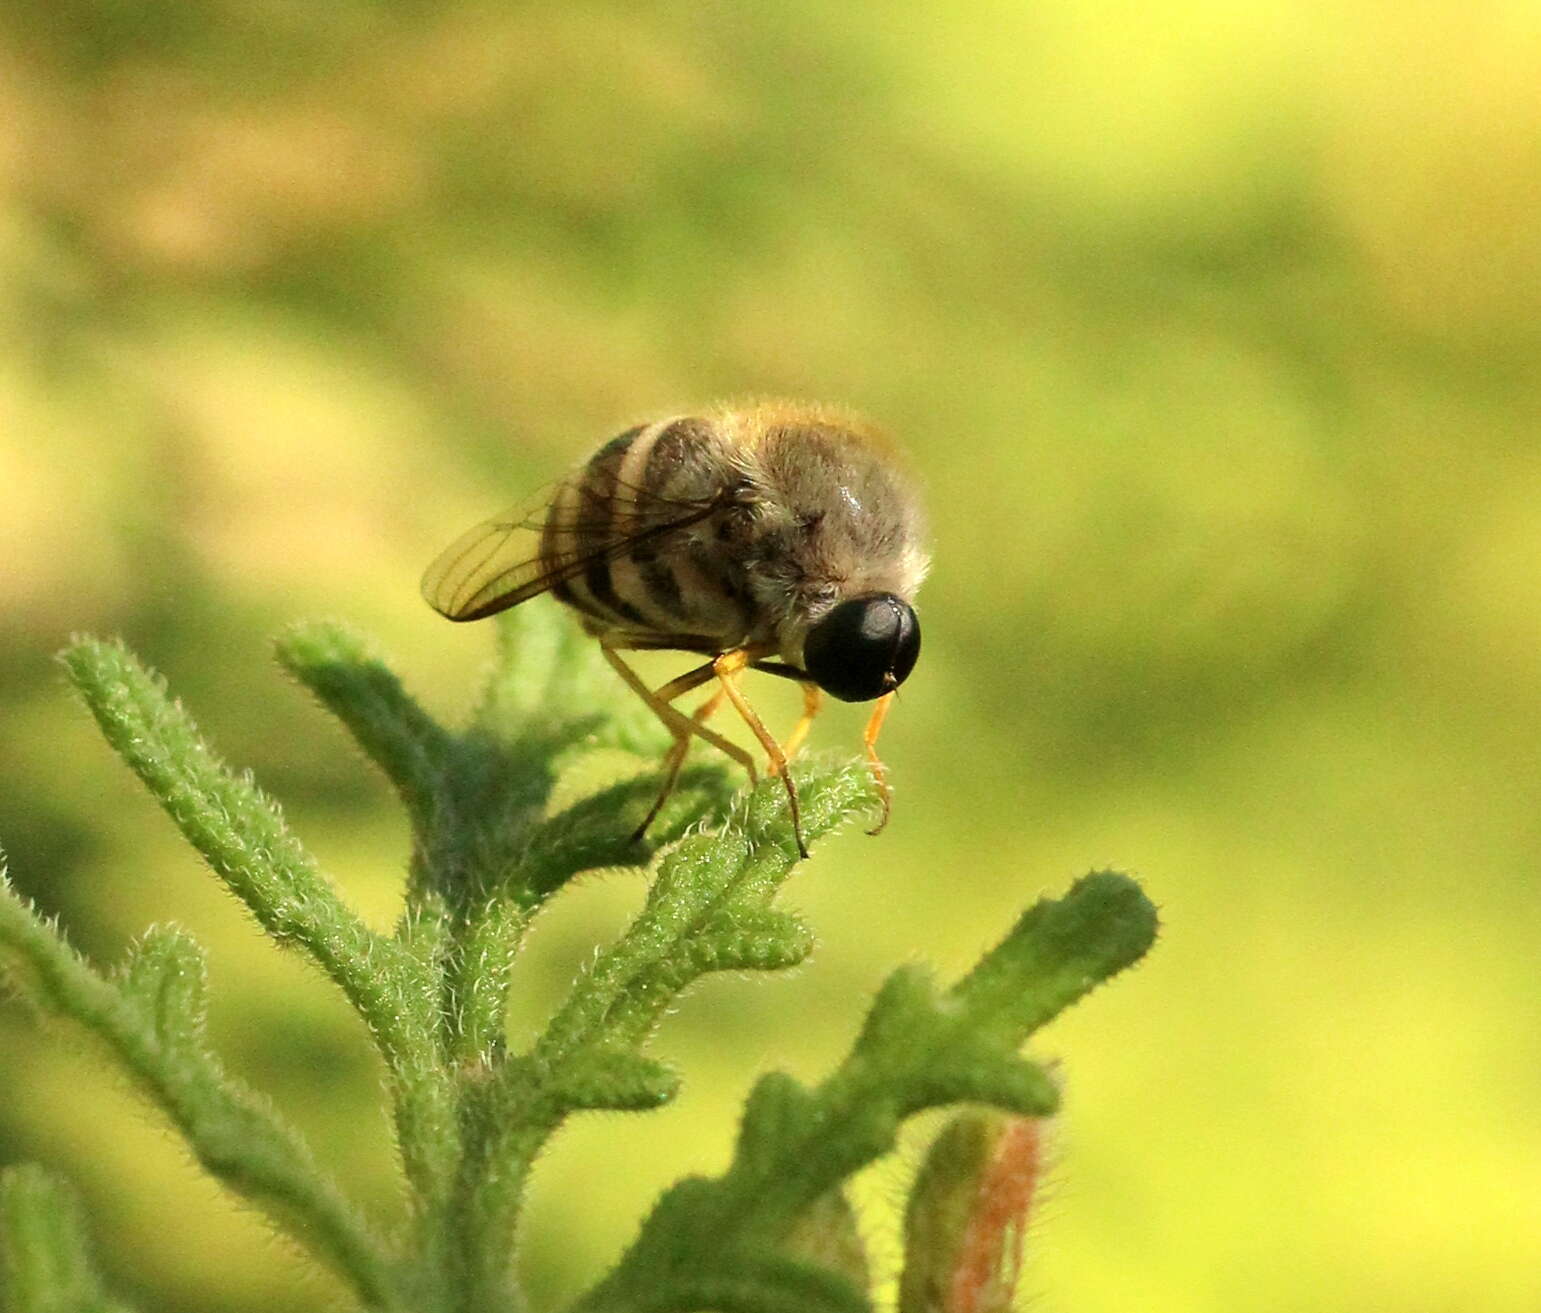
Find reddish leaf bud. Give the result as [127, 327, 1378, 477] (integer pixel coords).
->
[899, 1111, 1047, 1313]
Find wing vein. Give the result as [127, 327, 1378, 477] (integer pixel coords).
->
[421, 476, 727, 624]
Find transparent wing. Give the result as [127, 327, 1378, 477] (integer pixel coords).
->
[421, 472, 724, 622]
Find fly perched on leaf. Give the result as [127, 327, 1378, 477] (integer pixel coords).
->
[423, 401, 928, 858]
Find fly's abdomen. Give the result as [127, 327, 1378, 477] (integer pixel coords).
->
[540, 417, 755, 646]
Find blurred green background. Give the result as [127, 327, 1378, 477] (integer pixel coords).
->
[2, 2, 1539, 1310]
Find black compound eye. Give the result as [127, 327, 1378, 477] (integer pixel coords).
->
[802, 593, 921, 702]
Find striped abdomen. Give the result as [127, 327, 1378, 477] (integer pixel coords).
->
[540, 417, 756, 648]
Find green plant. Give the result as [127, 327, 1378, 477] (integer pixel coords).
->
[0, 607, 1157, 1312]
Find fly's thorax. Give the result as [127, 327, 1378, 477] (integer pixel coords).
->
[727, 418, 928, 659]
[755, 420, 927, 584]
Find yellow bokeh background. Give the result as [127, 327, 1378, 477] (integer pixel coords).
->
[2, 4, 1539, 1310]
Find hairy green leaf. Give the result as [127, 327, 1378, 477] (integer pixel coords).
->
[4, 607, 1156, 1313]
[0, 1164, 136, 1313]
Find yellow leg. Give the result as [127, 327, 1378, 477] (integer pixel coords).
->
[632, 684, 728, 841]
[775, 683, 823, 771]
[862, 692, 895, 836]
[601, 646, 757, 782]
[713, 649, 809, 859]
[652, 663, 720, 706]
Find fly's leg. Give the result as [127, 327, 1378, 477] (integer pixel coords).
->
[632, 683, 728, 842]
[713, 649, 808, 859]
[600, 647, 756, 841]
[862, 691, 895, 836]
[601, 647, 752, 774]
[774, 683, 823, 771]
